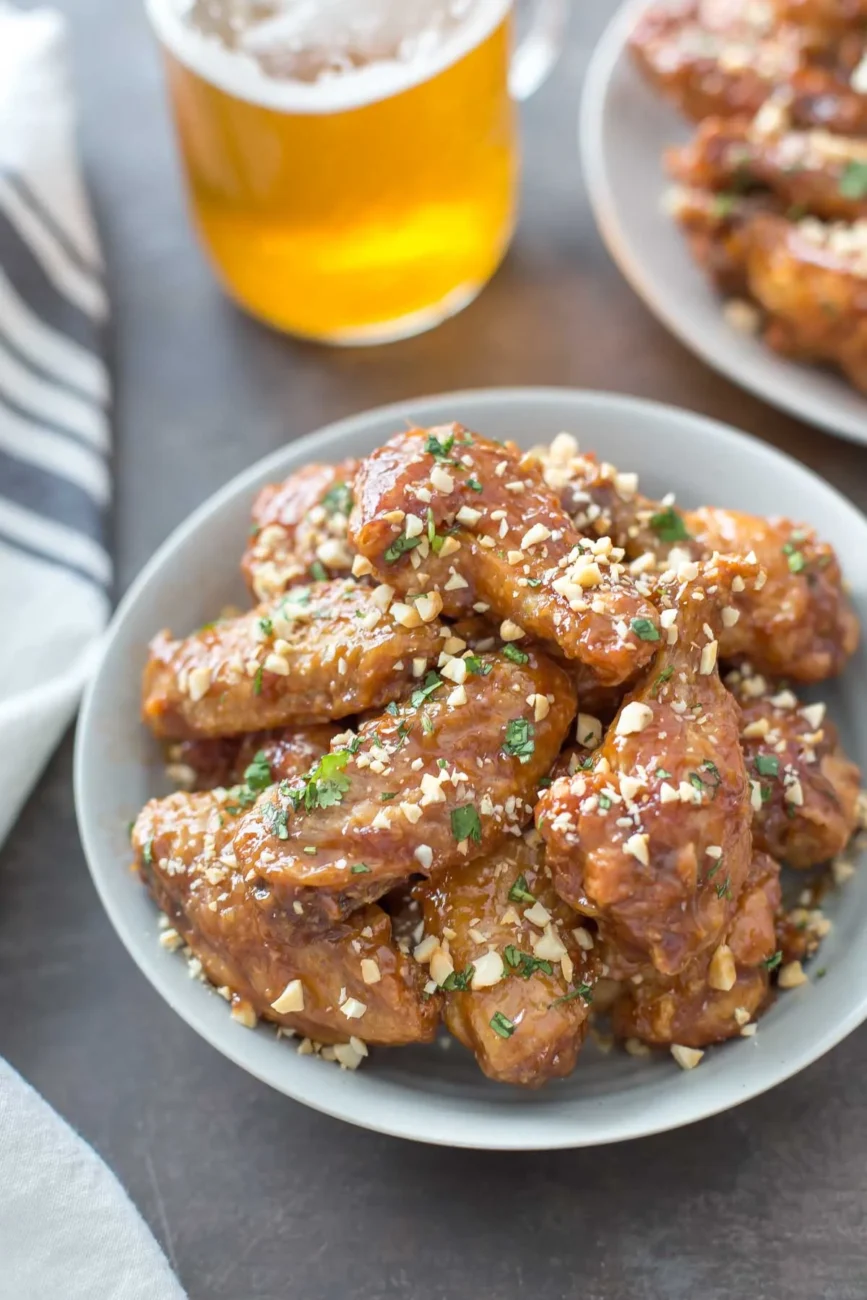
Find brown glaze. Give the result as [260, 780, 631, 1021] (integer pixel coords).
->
[232, 647, 577, 931]
[242, 459, 359, 601]
[728, 665, 861, 866]
[132, 791, 439, 1046]
[349, 425, 660, 685]
[613, 851, 780, 1046]
[532, 439, 859, 684]
[537, 557, 757, 979]
[172, 725, 341, 791]
[418, 833, 597, 1086]
[141, 579, 442, 739]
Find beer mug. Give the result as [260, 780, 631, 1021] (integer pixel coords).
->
[146, 1, 567, 344]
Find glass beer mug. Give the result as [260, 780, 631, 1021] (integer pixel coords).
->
[146, 0, 566, 343]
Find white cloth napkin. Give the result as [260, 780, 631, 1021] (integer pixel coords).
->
[0, 9, 185, 1298]
[0, 2, 111, 848]
[0, 1060, 187, 1300]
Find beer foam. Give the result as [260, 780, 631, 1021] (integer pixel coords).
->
[146, 0, 511, 113]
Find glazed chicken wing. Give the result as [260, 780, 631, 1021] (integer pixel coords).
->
[350, 425, 660, 686]
[612, 850, 780, 1046]
[142, 579, 442, 739]
[532, 435, 859, 683]
[537, 557, 758, 978]
[232, 646, 577, 932]
[630, 0, 865, 129]
[132, 791, 439, 1046]
[745, 211, 867, 393]
[242, 460, 358, 602]
[418, 832, 597, 1086]
[667, 116, 867, 223]
[170, 725, 340, 791]
[728, 665, 861, 865]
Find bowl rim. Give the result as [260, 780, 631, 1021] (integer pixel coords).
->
[579, 0, 867, 447]
[75, 386, 867, 1148]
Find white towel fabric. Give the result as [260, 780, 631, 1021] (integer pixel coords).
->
[0, 1060, 187, 1300]
[0, 9, 185, 1299]
[0, 2, 111, 849]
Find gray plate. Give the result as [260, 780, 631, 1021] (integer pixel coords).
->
[75, 388, 867, 1148]
[581, 0, 867, 446]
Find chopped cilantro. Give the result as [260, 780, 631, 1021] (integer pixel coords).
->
[649, 506, 692, 543]
[422, 715, 434, 736]
[763, 950, 783, 971]
[467, 475, 483, 493]
[411, 671, 443, 708]
[839, 159, 867, 199]
[551, 983, 594, 1007]
[598, 793, 612, 810]
[257, 615, 273, 638]
[309, 560, 328, 581]
[142, 838, 153, 866]
[385, 702, 400, 717]
[715, 874, 732, 901]
[322, 481, 353, 516]
[384, 532, 422, 564]
[700, 759, 722, 787]
[755, 754, 779, 778]
[464, 655, 493, 676]
[656, 767, 672, 779]
[425, 430, 455, 459]
[630, 617, 660, 642]
[347, 734, 363, 754]
[706, 857, 722, 880]
[538, 776, 552, 789]
[380, 792, 396, 802]
[502, 644, 529, 665]
[350, 863, 371, 875]
[243, 750, 272, 791]
[442, 964, 475, 992]
[652, 666, 674, 695]
[263, 802, 289, 840]
[489, 1011, 515, 1038]
[710, 191, 737, 218]
[252, 665, 263, 695]
[508, 874, 536, 904]
[688, 773, 706, 793]
[526, 577, 543, 588]
[787, 550, 806, 574]
[451, 803, 482, 844]
[503, 717, 535, 763]
[504, 945, 553, 979]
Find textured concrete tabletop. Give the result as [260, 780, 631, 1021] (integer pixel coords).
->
[3, 2, 867, 1298]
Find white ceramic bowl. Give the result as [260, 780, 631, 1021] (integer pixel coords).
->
[581, 0, 867, 447]
[75, 388, 867, 1148]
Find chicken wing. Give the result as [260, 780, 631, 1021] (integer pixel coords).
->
[531, 435, 859, 683]
[350, 425, 660, 686]
[728, 664, 861, 865]
[537, 556, 758, 978]
[142, 579, 442, 740]
[667, 115, 867, 223]
[242, 460, 359, 602]
[612, 850, 780, 1046]
[132, 790, 439, 1046]
[232, 646, 577, 933]
[745, 211, 867, 393]
[417, 832, 597, 1086]
[630, 0, 865, 129]
[169, 725, 340, 791]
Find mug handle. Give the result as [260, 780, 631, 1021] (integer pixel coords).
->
[509, 0, 569, 101]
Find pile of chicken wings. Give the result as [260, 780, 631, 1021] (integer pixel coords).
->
[133, 425, 862, 1085]
[632, 0, 867, 393]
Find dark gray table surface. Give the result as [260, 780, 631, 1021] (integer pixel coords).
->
[4, 2, 867, 1298]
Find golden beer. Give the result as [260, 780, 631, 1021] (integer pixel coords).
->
[147, 0, 519, 343]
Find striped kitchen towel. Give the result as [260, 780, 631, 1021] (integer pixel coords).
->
[0, 3, 111, 847]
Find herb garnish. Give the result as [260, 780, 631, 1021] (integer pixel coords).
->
[425, 430, 455, 460]
[309, 560, 328, 581]
[257, 615, 273, 638]
[502, 644, 529, 665]
[763, 950, 783, 971]
[652, 666, 674, 695]
[263, 802, 289, 839]
[411, 671, 443, 708]
[508, 874, 536, 904]
[551, 983, 594, 1008]
[489, 1011, 515, 1038]
[503, 717, 535, 763]
[839, 159, 867, 199]
[384, 532, 422, 564]
[350, 863, 371, 875]
[649, 506, 692, 543]
[252, 665, 263, 695]
[630, 617, 660, 642]
[450, 804, 482, 844]
[243, 750, 273, 792]
[782, 541, 807, 573]
[755, 754, 779, 778]
[504, 945, 554, 979]
[442, 964, 475, 992]
[322, 481, 353, 516]
[142, 838, 153, 865]
[464, 655, 492, 676]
